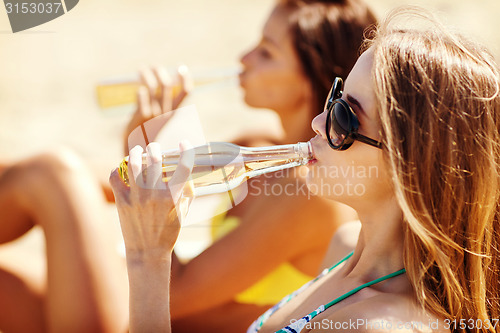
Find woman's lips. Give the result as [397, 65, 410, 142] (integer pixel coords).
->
[307, 158, 318, 165]
[238, 72, 246, 87]
[307, 137, 319, 165]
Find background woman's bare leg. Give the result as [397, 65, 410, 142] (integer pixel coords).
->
[0, 149, 128, 333]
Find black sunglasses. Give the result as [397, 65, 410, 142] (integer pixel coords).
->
[324, 77, 382, 151]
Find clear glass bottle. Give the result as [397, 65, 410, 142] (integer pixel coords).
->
[96, 66, 239, 109]
[118, 141, 312, 196]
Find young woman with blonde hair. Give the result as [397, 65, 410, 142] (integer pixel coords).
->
[124, 0, 376, 331]
[110, 7, 500, 333]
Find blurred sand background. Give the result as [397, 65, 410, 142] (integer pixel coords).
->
[0, 0, 499, 295]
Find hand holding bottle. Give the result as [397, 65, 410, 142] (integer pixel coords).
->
[110, 141, 195, 259]
[123, 66, 193, 154]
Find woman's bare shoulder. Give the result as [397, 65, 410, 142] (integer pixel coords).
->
[319, 220, 361, 271]
[332, 220, 361, 247]
[312, 294, 450, 333]
[0, 163, 9, 176]
[231, 133, 281, 147]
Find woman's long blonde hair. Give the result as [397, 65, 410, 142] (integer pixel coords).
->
[369, 8, 500, 332]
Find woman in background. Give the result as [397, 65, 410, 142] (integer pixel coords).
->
[123, 0, 376, 331]
[0, 150, 128, 333]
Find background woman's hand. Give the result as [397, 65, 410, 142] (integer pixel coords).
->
[124, 66, 192, 155]
[110, 141, 194, 261]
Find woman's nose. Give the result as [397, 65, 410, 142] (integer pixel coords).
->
[239, 49, 252, 67]
[311, 110, 328, 138]
[239, 46, 258, 67]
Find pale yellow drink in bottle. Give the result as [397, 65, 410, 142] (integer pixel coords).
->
[96, 66, 239, 109]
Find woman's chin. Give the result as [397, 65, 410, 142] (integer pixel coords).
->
[240, 92, 270, 110]
[305, 175, 346, 203]
[243, 97, 264, 109]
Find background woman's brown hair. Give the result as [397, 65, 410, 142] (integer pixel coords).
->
[370, 7, 500, 332]
[280, 0, 377, 114]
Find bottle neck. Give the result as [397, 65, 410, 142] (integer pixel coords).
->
[239, 142, 312, 165]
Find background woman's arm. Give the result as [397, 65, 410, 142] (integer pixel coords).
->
[169, 176, 345, 319]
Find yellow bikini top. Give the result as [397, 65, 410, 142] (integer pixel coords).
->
[211, 209, 313, 306]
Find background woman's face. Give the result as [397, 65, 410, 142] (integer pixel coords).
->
[239, 5, 312, 115]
